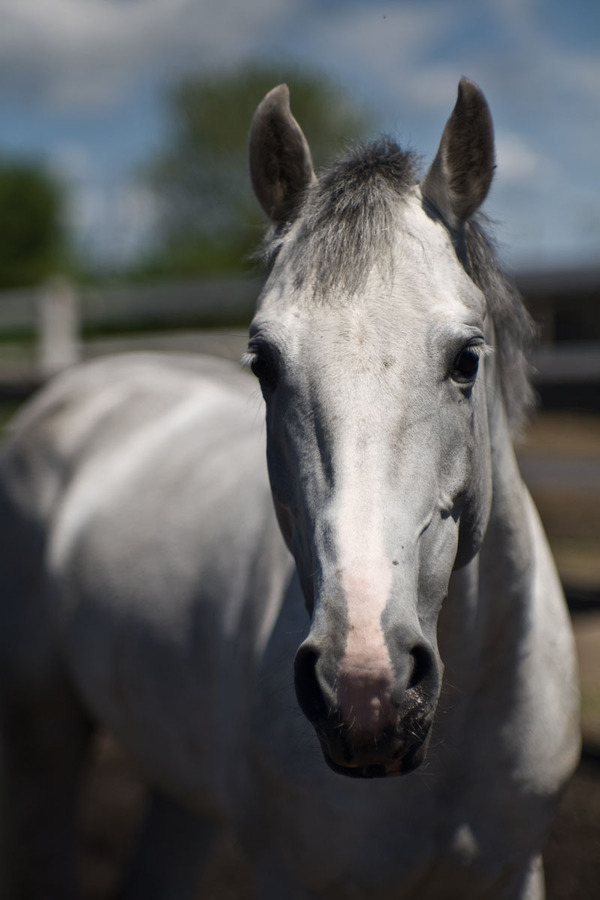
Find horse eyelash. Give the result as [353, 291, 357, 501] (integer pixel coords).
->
[468, 342, 493, 359]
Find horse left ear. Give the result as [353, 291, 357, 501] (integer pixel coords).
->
[249, 84, 316, 226]
[421, 78, 495, 228]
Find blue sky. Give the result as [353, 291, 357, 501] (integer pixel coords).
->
[0, 0, 598, 272]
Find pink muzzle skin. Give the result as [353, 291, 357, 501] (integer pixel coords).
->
[335, 664, 397, 739]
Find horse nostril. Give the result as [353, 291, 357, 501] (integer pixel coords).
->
[294, 645, 328, 723]
[408, 644, 435, 692]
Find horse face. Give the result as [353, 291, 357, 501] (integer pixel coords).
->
[248, 80, 496, 777]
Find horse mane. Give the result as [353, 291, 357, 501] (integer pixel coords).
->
[461, 218, 536, 435]
[261, 138, 535, 435]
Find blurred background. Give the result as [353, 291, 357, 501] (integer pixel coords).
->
[0, 1, 598, 898]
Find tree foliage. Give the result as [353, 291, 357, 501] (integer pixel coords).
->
[141, 65, 372, 279]
[0, 159, 65, 289]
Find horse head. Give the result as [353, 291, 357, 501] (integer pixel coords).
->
[247, 80, 497, 778]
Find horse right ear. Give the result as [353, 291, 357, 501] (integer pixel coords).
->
[249, 84, 316, 226]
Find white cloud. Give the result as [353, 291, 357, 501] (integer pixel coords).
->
[0, 0, 468, 117]
[495, 133, 551, 184]
[1, 0, 598, 123]
[1, 0, 597, 269]
[0, 0, 293, 109]
[48, 142, 95, 183]
[486, 0, 600, 103]
[68, 178, 160, 266]
[282, 3, 460, 119]
[310, 4, 451, 73]
[46, 139, 158, 265]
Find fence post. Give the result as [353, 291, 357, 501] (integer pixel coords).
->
[37, 277, 80, 378]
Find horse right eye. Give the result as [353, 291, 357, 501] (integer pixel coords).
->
[454, 347, 480, 381]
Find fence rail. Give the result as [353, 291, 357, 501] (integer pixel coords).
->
[1, 271, 599, 406]
[0, 275, 264, 389]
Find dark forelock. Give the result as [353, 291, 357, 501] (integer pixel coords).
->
[264, 138, 420, 297]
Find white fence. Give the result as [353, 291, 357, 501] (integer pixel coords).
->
[0, 271, 599, 406]
[0, 275, 263, 384]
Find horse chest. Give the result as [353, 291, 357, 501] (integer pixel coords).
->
[246, 757, 510, 900]
[248, 675, 511, 899]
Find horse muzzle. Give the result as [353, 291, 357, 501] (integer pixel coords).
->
[321, 701, 435, 779]
[294, 638, 441, 778]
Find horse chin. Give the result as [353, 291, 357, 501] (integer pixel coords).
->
[320, 726, 432, 779]
[323, 752, 423, 779]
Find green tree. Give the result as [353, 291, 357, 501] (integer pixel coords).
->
[140, 64, 372, 279]
[0, 160, 65, 289]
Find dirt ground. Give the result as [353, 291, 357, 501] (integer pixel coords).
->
[544, 755, 600, 900]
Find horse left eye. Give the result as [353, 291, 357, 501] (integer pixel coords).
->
[250, 354, 277, 392]
[454, 347, 480, 382]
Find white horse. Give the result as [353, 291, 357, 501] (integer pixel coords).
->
[0, 79, 579, 899]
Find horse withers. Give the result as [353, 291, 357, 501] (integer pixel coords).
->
[0, 79, 579, 899]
